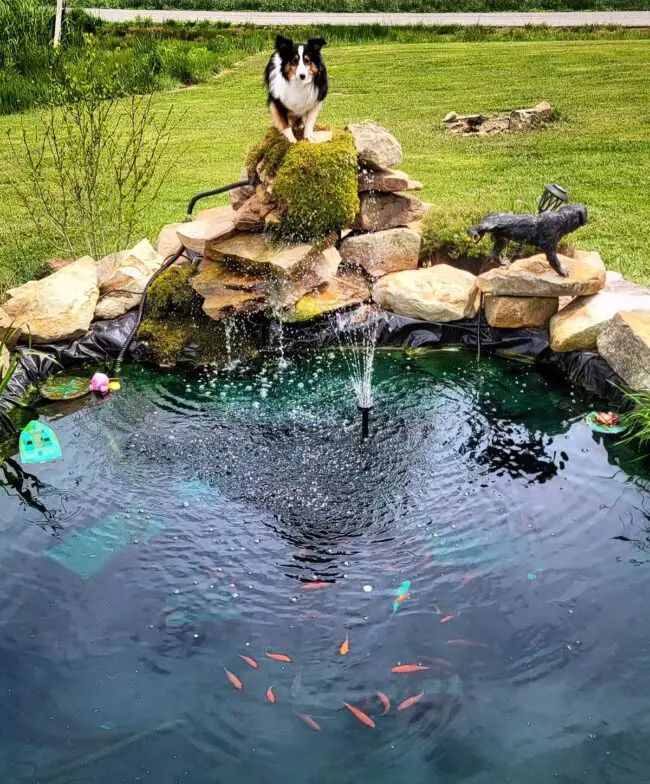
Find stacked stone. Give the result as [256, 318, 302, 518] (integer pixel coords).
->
[166, 122, 429, 323]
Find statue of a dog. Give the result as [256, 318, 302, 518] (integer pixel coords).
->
[468, 203, 588, 277]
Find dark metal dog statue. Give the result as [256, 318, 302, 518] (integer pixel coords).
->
[467, 203, 588, 277]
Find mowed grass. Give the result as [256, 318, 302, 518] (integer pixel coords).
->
[1, 38, 649, 291]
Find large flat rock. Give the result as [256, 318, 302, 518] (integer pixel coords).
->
[340, 227, 421, 277]
[484, 295, 558, 328]
[207, 232, 315, 276]
[597, 311, 650, 390]
[96, 239, 163, 320]
[1, 256, 98, 343]
[550, 273, 650, 352]
[281, 270, 371, 323]
[156, 223, 183, 259]
[176, 206, 237, 255]
[372, 264, 480, 322]
[346, 121, 403, 170]
[354, 192, 426, 232]
[357, 168, 422, 193]
[476, 250, 605, 298]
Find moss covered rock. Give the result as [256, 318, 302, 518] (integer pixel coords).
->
[245, 128, 359, 244]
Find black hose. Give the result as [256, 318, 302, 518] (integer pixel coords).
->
[113, 247, 185, 376]
[114, 179, 250, 375]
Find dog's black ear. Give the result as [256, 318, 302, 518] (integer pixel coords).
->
[275, 35, 293, 54]
[307, 38, 327, 52]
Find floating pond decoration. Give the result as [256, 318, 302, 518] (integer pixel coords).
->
[585, 411, 627, 434]
[19, 420, 62, 464]
[39, 373, 90, 401]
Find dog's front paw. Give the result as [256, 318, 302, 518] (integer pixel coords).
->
[556, 265, 570, 278]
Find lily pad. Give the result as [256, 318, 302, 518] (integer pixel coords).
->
[39, 373, 90, 401]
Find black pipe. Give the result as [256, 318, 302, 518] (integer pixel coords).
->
[359, 405, 372, 440]
[186, 180, 251, 219]
[114, 179, 253, 375]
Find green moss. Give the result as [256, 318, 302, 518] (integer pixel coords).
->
[145, 264, 197, 318]
[421, 203, 492, 262]
[137, 315, 193, 366]
[273, 129, 359, 243]
[245, 127, 290, 183]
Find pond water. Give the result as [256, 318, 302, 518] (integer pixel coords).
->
[1, 349, 650, 784]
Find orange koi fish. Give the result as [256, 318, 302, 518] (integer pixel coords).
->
[266, 686, 276, 704]
[377, 691, 391, 716]
[265, 651, 292, 663]
[224, 668, 243, 690]
[239, 655, 258, 669]
[339, 634, 349, 656]
[446, 639, 490, 648]
[395, 592, 410, 605]
[343, 702, 376, 729]
[398, 691, 425, 711]
[302, 581, 331, 590]
[440, 614, 456, 624]
[391, 664, 430, 673]
[421, 656, 454, 669]
[298, 713, 322, 732]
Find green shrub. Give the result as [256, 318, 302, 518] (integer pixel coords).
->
[145, 264, 198, 317]
[272, 129, 359, 242]
[420, 203, 493, 262]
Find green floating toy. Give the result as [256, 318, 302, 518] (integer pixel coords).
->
[585, 411, 627, 435]
[19, 420, 62, 464]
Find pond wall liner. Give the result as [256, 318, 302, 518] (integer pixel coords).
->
[0, 308, 627, 439]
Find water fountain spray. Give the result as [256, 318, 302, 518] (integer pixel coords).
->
[338, 309, 378, 441]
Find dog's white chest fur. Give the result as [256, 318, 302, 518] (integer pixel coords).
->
[268, 53, 318, 116]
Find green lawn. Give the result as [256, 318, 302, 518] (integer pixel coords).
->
[1, 38, 649, 291]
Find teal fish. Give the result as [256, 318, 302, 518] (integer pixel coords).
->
[392, 580, 411, 615]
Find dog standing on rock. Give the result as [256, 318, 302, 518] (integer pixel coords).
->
[265, 35, 328, 143]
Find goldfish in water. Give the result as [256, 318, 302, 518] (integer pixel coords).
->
[302, 581, 331, 590]
[440, 614, 456, 624]
[391, 664, 430, 673]
[421, 656, 454, 668]
[266, 686, 276, 704]
[239, 655, 258, 669]
[298, 713, 322, 732]
[224, 668, 243, 690]
[446, 639, 490, 649]
[398, 691, 425, 711]
[339, 634, 349, 656]
[343, 702, 376, 728]
[377, 691, 391, 716]
[265, 651, 292, 663]
[392, 580, 411, 614]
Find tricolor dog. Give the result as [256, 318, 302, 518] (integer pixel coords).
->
[264, 35, 328, 143]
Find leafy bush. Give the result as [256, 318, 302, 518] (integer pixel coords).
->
[6, 37, 179, 261]
[420, 203, 493, 262]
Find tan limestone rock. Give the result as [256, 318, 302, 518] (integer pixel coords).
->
[1, 256, 98, 343]
[95, 239, 163, 320]
[346, 122, 403, 170]
[597, 311, 650, 390]
[484, 295, 559, 328]
[477, 251, 605, 298]
[355, 192, 426, 232]
[340, 228, 421, 277]
[373, 264, 479, 322]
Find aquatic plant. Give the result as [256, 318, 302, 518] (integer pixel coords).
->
[622, 389, 650, 455]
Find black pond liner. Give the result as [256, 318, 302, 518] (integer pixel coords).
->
[0, 307, 627, 439]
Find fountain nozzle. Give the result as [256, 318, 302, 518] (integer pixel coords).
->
[358, 404, 373, 440]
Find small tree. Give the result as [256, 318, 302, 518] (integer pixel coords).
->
[6, 36, 178, 261]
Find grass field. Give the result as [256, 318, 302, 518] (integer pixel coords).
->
[1, 37, 649, 291]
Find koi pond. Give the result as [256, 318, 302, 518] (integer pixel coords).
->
[1, 349, 649, 783]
